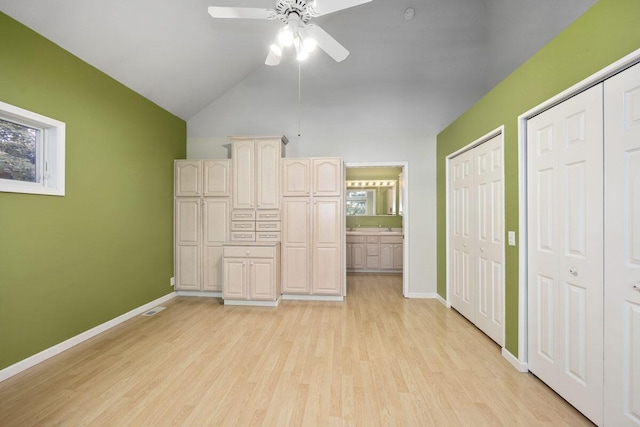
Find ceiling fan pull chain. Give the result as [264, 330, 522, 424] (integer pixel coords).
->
[298, 60, 302, 137]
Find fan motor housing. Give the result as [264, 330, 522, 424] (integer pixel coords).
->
[275, 0, 315, 23]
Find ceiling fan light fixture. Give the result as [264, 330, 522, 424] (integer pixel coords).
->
[296, 50, 309, 61]
[302, 36, 317, 52]
[270, 44, 283, 56]
[278, 27, 294, 47]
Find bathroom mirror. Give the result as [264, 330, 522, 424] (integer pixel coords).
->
[346, 180, 397, 216]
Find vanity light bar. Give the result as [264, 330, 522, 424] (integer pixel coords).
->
[346, 180, 396, 187]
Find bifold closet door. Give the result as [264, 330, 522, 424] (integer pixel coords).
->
[527, 83, 603, 425]
[604, 62, 640, 426]
[449, 134, 504, 345]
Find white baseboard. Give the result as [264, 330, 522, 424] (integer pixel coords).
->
[176, 291, 222, 298]
[502, 348, 528, 372]
[405, 292, 438, 299]
[0, 292, 177, 383]
[281, 294, 344, 302]
[436, 294, 451, 307]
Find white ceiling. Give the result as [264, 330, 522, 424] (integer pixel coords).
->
[0, 0, 597, 125]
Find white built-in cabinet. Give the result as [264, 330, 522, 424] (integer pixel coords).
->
[527, 62, 640, 427]
[281, 158, 344, 297]
[174, 160, 230, 292]
[347, 234, 402, 272]
[346, 236, 365, 270]
[230, 136, 287, 243]
[222, 244, 281, 305]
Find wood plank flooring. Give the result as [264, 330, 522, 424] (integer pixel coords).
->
[0, 274, 592, 426]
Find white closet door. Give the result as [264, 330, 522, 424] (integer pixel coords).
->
[527, 84, 604, 425]
[473, 134, 504, 346]
[449, 149, 475, 321]
[604, 62, 640, 426]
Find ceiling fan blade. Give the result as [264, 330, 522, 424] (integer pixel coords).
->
[207, 6, 274, 19]
[265, 49, 282, 66]
[311, 0, 372, 16]
[306, 24, 349, 62]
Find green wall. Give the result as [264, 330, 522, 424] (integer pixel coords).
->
[346, 167, 403, 228]
[436, 0, 640, 357]
[0, 13, 186, 370]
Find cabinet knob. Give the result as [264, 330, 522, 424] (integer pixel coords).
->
[246, 251, 250, 255]
[633, 283, 640, 292]
[569, 267, 578, 277]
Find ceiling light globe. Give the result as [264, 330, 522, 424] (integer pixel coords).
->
[297, 51, 309, 61]
[270, 44, 282, 56]
[303, 37, 317, 52]
[278, 28, 294, 47]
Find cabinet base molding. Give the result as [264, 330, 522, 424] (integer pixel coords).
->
[223, 298, 280, 307]
[176, 291, 222, 298]
[281, 294, 344, 302]
[347, 269, 402, 274]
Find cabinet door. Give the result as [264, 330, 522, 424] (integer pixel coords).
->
[175, 160, 201, 197]
[250, 258, 275, 300]
[223, 258, 246, 299]
[312, 197, 342, 295]
[312, 158, 342, 197]
[203, 198, 229, 244]
[352, 244, 365, 269]
[203, 246, 223, 292]
[380, 243, 394, 269]
[282, 198, 311, 293]
[175, 198, 201, 290]
[232, 140, 255, 209]
[203, 160, 230, 197]
[282, 159, 311, 196]
[393, 244, 403, 270]
[256, 139, 281, 209]
[345, 243, 352, 269]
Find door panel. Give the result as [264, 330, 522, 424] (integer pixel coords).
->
[604, 62, 640, 426]
[223, 258, 246, 299]
[449, 150, 475, 321]
[250, 259, 274, 300]
[528, 83, 603, 425]
[282, 198, 311, 293]
[312, 198, 342, 295]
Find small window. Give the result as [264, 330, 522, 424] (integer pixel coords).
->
[0, 101, 65, 196]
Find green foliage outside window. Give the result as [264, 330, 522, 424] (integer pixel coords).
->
[0, 118, 38, 182]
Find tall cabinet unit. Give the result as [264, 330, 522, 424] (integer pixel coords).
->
[281, 158, 344, 298]
[230, 136, 287, 243]
[174, 160, 230, 293]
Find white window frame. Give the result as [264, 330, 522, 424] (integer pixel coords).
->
[0, 101, 65, 196]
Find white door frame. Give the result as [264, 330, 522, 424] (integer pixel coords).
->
[516, 48, 640, 370]
[345, 161, 409, 297]
[445, 126, 506, 345]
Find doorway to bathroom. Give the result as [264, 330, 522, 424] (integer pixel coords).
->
[344, 162, 409, 297]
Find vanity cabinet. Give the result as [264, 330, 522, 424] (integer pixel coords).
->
[380, 235, 403, 270]
[174, 160, 230, 292]
[346, 235, 365, 270]
[223, 244, 281, 304]
[346, 233, 403, 272]
[281, 158, 344, 296]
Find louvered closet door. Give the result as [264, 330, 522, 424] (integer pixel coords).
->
[449, 149, 475, 321]
[527, 83, 604, 425]
[604, 62, 640, 426]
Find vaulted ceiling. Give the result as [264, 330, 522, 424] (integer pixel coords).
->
[0, 0, 597, 126]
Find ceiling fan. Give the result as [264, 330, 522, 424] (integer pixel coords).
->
[208, 0, 372, 66]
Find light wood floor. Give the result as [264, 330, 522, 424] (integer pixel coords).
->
[0, 274, 592, 426]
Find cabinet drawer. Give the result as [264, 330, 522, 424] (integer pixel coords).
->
[346, 235, 366, 243]
[231, 210, 256, 221]
[367, 244, 379, 256]
[230, 232, 256, 242]
[256, 210, 280, 221]
[366, 256, 379, 269]
[256, 221, 281, 231]
[256, 232, 281, 242]
[380, 236, 402, 244]
[231, 221, 256, 231]
[224, 245, 275, 258]
[366, 235, 379, 243]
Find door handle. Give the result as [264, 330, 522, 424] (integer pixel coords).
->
[633, 282, 640, 292]
[569, 267, 578, 277]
